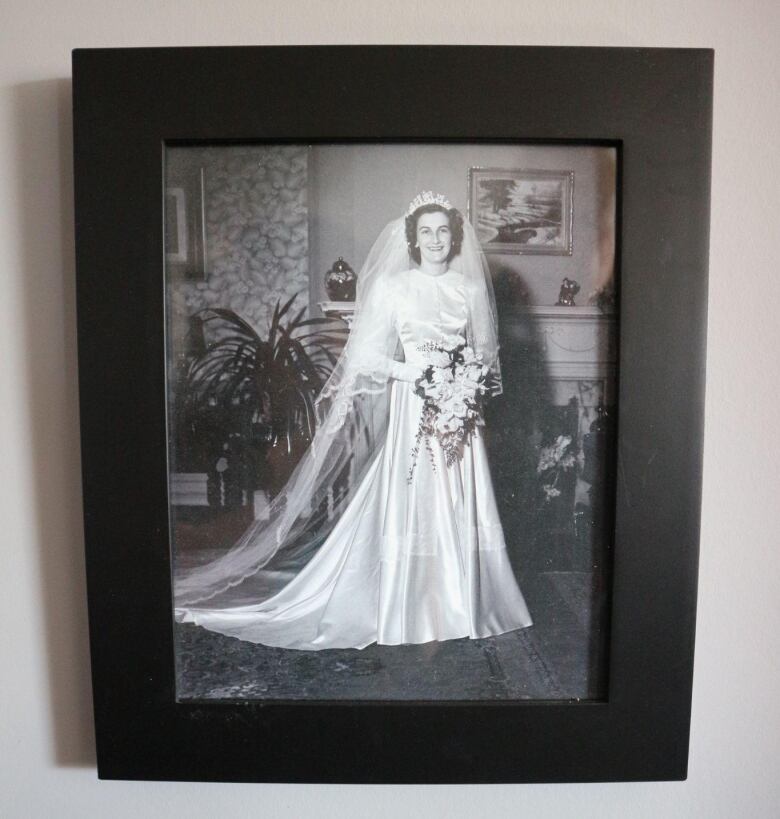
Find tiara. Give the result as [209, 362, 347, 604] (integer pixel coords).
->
[406, 191, 452, 216]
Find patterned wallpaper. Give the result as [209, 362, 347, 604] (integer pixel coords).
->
[169, 145, 309, 335]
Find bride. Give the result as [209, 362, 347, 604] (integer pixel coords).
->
[175, 192, 533, 650]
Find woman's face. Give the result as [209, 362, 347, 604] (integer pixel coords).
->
[415, 211, 452, 265]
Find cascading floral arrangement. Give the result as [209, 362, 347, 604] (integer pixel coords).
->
[408, 335, 496, 481]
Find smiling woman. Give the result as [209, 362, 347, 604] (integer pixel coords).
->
[407, 206, 455, 269]
[416, 211, 452, 267]
[174, 191, 533, 650]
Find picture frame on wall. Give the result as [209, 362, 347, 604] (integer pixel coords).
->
[164, 187, 188, 263]
[73, 45, 712, 783]
[468, 167, 575, 255]
[164, 162, 208, 280]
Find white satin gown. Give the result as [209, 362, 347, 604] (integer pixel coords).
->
[177, 268, 533, 649]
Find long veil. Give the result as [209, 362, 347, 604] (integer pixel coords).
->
[173, 212, 501, 611]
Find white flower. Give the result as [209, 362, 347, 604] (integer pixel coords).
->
[450, 400, 468, 418]
[449, 380, 466, 398]
[428, 350, 451, 368]
[442, 334, 466, 348]
[461, 346, 479, 365]
[436, 383, 454, 402]
[438, 394, 455, 411]
[461, 364, 483, 391]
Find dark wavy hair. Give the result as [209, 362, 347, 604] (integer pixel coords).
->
[405, 204, 464, 265]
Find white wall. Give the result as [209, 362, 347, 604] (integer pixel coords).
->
[1, 2, 778, 816]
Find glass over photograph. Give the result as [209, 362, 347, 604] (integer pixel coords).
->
[165, 143, 618, 701]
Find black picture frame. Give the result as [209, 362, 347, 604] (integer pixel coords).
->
[73, 45, 712, 783]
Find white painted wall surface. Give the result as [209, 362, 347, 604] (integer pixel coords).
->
[1, 2, 778, 816]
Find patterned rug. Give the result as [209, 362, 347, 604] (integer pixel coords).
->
[175, 571, 608, 701]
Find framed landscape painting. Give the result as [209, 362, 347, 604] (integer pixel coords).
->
[469, 167, 574, 255]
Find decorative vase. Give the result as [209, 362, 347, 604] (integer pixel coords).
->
[325, 257, 357, 301]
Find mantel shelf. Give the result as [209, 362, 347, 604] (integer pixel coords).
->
[319, 301, 615, 320]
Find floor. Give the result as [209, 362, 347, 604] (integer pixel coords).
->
[174, 569, 609, 701]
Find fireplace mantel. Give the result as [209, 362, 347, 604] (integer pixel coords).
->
[319, 301, 617, 403]
[502, 306, 617, 403]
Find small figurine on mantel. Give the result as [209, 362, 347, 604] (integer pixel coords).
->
[555, 277, 580, 306]
[325, 257, 357, 302]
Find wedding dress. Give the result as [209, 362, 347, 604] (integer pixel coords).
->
[175, 199, 532, 649]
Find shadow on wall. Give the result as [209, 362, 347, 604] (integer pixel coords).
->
[485, 268, 552, 577]
[12, 78, 96, 767]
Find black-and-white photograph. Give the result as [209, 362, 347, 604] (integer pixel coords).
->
[167, 143, 617, 701]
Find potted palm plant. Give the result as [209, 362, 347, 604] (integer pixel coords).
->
[180, 293, 346, 499]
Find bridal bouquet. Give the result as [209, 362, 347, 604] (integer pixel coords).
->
[408, 335, 495, 480]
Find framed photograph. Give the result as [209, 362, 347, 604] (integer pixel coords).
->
[468, 167, 574, 255]
[167, 142, 616, 704]
[73, 46, 712, 783]
[165, 159, 208, 279]
[164, 188, 188, 262]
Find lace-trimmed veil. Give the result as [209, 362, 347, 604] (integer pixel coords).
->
[174, 202, 501, 608]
